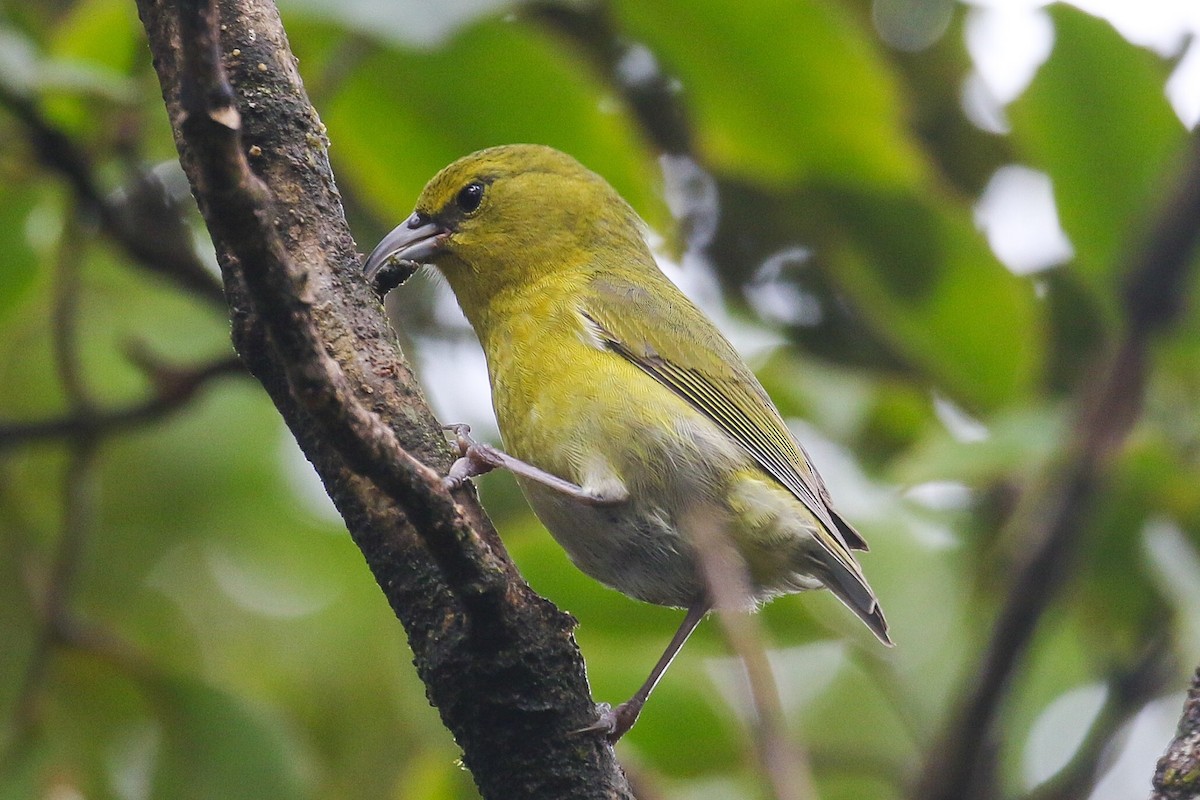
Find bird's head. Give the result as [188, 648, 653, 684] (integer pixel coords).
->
[363, 144, 648, 319]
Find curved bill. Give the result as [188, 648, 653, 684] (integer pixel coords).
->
[363, 212, 449, 294]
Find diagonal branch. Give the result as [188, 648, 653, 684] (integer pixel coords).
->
[134, 0, 633, 796]
[172, 0, 506, 612]
[915, 128, 1200, 800]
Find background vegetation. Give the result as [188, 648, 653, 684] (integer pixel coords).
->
[1, 0, 1198, 798]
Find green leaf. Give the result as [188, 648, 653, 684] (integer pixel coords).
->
[0, 186, 41, 324]
[48, 0, 141, 74]
[890, 405, 1065, 487]
[320, 18, 664, 229]
[149, 675, 304, 800]
[609, 0, 928, 188]
[1008, 7, 1185, 304]
[817, 185, 1045, 409]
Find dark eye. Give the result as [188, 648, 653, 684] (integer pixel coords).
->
[456, 181, 484, 213]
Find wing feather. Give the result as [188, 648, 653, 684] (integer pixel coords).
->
[579, 275, 869, 571]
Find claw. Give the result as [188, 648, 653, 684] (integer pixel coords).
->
[571, 701, 642, 744]
[442, 423, 473, 452]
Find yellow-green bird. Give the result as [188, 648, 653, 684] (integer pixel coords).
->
[364, 144, 890, 741]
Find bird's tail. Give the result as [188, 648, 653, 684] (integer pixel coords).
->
[805, 551, 892, 646]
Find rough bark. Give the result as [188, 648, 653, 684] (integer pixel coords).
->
[1152, 668, 1200, 800]
[133, 1, 633, 797]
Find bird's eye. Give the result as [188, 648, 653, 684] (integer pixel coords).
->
[456, 182, 485, 213]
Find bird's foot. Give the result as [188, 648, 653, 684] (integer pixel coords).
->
[572, 700, 643, 744]
[442, 424, 504, 491]
[441, 424, 622, 505]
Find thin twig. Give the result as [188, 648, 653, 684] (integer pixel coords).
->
[689, 510, 815, 800]
[0, 354, 243, 452]
[0, 83, 226, 308]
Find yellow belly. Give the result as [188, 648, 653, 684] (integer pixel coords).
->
[476, 297, 821, 607]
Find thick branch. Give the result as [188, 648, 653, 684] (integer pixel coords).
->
[134, 0, 632, 796]
[172, 0, 507, 605]
[916, 128, 1200, 800]
[1152, 666, 1200, 800]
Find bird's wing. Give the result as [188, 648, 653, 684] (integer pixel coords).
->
[578, 274, 870, 564]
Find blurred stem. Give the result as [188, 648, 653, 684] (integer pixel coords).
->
[46, 210, 96, 604]
[690, 513, 815, 800]
[0, 82, 226, 308]
[2, 214, 100, 766]
[915, 128, 1200, 800]
[50, 215, 90, 413]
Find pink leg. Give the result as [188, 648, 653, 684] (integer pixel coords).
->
[443, 424, 623, 506]
[578, 599, 711, 743]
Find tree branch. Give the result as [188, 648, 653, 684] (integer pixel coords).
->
[1152, 665, 1200, 800]
[0, 353, 243, 452]
[133, 0, 633, 796]
[915, 128, 1200, 800]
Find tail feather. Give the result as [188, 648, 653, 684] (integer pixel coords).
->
[807, 553, 892, 646]
[829, 509, 870, 552]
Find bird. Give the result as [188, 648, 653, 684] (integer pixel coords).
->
[363, 144, 890, 742]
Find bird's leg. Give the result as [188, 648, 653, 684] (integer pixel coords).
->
[442, 424, 623, 506]
[577, 599, 711, 743]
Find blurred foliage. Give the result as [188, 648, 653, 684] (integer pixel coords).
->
[1, 1, 1198, 799]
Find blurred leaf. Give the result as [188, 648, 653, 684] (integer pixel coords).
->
[149, 675, 305, 800]
[48, 0, 141, 74]
[817, 185, 1045, 409]
[609, 0, 927, 188]
[0, 9, 138, 107]
[321, 17, 664, 228]
[1000, 613, 1107, 794]
[1008, 7, 1184, 307]
[281, 0, 510, 49]
[0, 186, 41, 324]
[891, 404, 1065, 487]
[0, 26, 41, 96]
[882, 8, 1013, 197]
[821, 775, 904, 800]
[797, 653, 916, 779]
